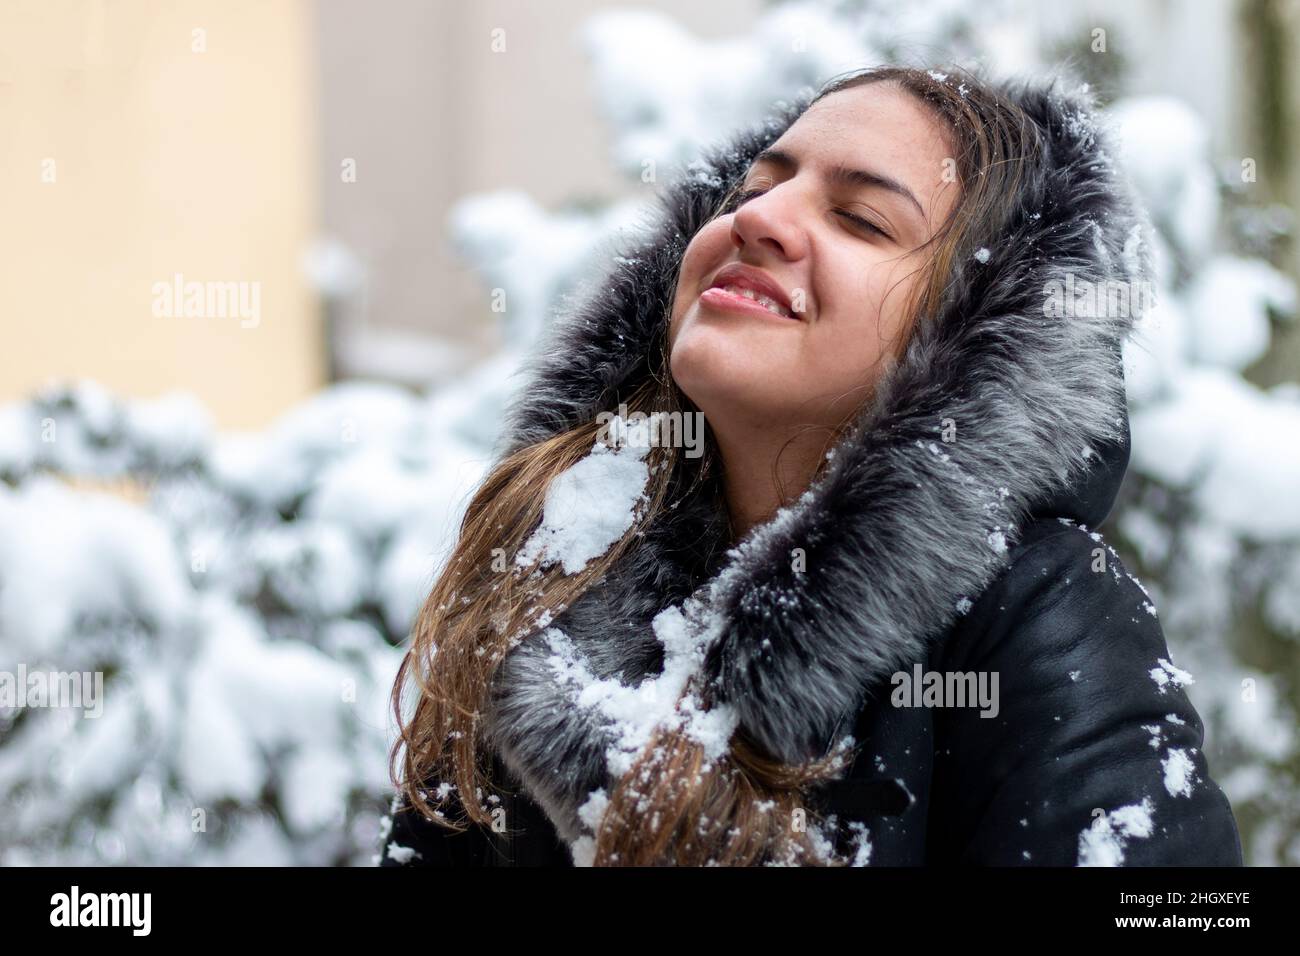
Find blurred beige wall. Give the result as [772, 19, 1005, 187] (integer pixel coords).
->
[0, 0, 324, 429]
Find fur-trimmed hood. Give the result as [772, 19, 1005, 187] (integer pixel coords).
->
[481, 76, 1151, 851]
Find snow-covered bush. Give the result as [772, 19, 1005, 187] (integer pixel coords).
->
[1109, 96, 1300, 865]
[0, 379, 499, 864]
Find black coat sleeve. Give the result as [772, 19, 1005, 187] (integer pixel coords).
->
[377, 750, 515, 867]
[928, 523, 1243, 866]
[377, 783, 494, 867]
[377, 751, 575, 867]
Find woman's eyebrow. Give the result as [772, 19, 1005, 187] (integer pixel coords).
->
[751, 146, 925, 220]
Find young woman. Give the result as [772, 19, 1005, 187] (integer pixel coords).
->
[382, 66, 1243, 866]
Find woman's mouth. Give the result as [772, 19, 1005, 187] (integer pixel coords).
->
[698, 284, 800, 320]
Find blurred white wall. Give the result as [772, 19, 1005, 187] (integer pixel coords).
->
[313, 0, 764, 381]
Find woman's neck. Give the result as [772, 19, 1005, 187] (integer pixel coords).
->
[715, 423, 833, 542]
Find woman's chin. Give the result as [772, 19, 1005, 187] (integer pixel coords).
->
[671, 363, 783, 427]
[673, 309, 796, 360]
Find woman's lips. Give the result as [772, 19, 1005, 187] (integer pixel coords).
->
[698, 286, 802, 321]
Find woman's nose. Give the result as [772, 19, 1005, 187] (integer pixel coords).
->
[730, 185, 809, 262]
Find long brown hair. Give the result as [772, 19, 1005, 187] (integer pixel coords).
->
[389, 65, 1043, 865]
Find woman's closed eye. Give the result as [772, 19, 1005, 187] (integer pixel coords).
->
[733, 187, 893, 241]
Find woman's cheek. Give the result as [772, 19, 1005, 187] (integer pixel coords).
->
[669, 226, 723, 342]
[667, 320, 710, 399]
[678, 220, 731, 288]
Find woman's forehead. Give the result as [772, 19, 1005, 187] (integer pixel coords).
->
[764, 84, 959, 229]
[797, 82, 947, 141]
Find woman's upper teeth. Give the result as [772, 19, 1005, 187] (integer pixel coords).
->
[722, 284, 792, 316]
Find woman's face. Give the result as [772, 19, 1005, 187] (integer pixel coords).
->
[668, 81, 960, 434]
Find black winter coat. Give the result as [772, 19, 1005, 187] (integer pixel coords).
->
[381, 77, 1243, 867]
